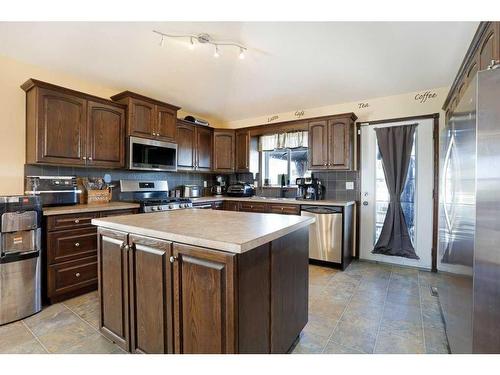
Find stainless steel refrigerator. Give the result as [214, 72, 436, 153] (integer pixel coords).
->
[439, 66, 500, 353]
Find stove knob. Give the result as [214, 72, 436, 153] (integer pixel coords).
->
[152, 207, 157, 211]
[157, 206, 163, 211]
[169, 204, 174, 209]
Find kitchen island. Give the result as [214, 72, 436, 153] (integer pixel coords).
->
[91, 209, 314, 354]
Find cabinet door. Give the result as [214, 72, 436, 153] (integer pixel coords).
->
[238, 201, 268, 213]
[129, 235, 173, 354]
[223, 201, 239, 211]
[196, 126, 213, 171]
[308, 120, 328, 169]
[172, 243, 236, 354]
[328, 118, 351, 170]
[36, 88, 87, 165]
[87, 101, 125, 168]
[97, 228, 130, 351]
[176, 123, 196, 170]
[479, 24, 498, 70]
[235, 130, 250, 172]
[156, 105, 177, 142]
[213, 130, 235, 172]
[129, 98, 155, 138]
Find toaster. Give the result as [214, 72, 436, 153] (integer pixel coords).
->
[226, 182, 255, 197]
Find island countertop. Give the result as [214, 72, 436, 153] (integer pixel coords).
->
[91, 209, 314, 254]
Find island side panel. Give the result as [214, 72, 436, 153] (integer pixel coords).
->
[237, 243, 271, 353]
[270, 227, 309, 354]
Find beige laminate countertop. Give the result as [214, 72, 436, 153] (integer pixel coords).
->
[43, 202, 140, 216]
[92, 209, 315, 254]
[191, 196, 356, 207]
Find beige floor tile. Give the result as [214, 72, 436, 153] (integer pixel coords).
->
[0, 321, 38, 352]
[330, 318, 379, 354]
[374, 329, 425, 354]
[23, 304, 75, 337]
[323, 340, 364, 354]
[64, 292, 100, 328]
[291, 331, 329, 354]
[58, 331, 123, 354]
[35, 319, 97, 353]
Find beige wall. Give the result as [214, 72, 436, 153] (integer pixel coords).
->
[223, 87, 449, 130]
[0, 54, 212, 195]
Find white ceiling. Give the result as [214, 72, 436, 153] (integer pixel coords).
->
[0, 22, 478, 123]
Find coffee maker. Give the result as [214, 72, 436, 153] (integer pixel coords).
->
[212, 175, 228, 196]
[296, 176, 323, 200]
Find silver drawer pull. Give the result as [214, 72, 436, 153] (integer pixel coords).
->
[75, 272, 81, 278]
[74, 219, 80, 224]
[169, 255, 178, 263]
[74, 242, 80, 247]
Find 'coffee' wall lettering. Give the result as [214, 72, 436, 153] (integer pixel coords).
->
[415, 91, 437, 104]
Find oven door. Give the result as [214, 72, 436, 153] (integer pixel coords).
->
[128, 136, 178, 171]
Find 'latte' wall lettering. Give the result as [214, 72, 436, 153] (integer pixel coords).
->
[294, 110, 305, 118]
[358, 103, 369, 109]
[415, 91, 437, 104]
[267, 115, 279, 123]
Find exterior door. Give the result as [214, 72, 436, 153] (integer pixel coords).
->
[156, 104, 177, 141]
[196, 126, 213, 171]
[37, 88, 87, 165]
[172, 243, 236, 354]
[87, 101, 125, 168]
[308, 120, 328, 169]
[129, 235, 173, 354]
[359, 118, 434, 269]
[176, 123, 196, 170]
[97, 228, 130, 351]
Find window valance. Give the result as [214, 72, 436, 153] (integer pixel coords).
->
[258, 131, 308, 151]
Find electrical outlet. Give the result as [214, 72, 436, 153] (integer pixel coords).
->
[346, 181, 354, 190]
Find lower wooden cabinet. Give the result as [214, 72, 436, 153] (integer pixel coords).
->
[223, 201, 239, 211]
[238, 201, 268, 213]
[173, 243, 236, 354]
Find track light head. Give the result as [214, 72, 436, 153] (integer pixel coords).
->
[189, 37, 195, 50]
[214, 45, 220, 58]
[239, 48, 245, 60]
[159, 35, 165, 47]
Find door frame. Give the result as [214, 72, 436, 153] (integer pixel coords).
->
[356, 113, 439, 272]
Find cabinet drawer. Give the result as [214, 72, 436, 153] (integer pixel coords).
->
[47, 212, 99, 231]
[100, 208, 139, 217]
[223, 201, 239, 211]
[47, 227, 97, 265]
[48, 256, 97, 297]
[238, 202, 268, 213]
[268, 204, 300, 215]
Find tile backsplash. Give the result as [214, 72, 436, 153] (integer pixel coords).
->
[24, 166, 359, 202]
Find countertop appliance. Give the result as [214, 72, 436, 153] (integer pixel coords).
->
[301, 205, 343, 263]
[226, 182, 255, 197]
[182, 185, 201, 198]
[296, 177, 323, 200]
[438, 66, 500, 353]
[25, 176, 80, 206]
[0, 195, 42, 325]
[119, 180, 192, 212]
[212, 175, 228, 196]
[128, 136, 177, 172]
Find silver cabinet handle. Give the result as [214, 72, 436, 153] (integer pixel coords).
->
[363, 201, 368, 206]
[88, 157, 93, 161]
[74, 219, 80, 224]
[169, 255, 178, 263]
[74, 242, 80, 247]
[82, 156, 87, 160]
[75, 272, 81, 278]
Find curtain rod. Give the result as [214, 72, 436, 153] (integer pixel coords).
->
[359, 122, 419, 129]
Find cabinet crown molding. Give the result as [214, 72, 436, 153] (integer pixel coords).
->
[111, 90, 181, 110]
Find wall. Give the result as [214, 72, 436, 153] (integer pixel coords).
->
[0, 54, 216, 195]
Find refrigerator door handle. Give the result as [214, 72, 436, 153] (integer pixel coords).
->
[443, 133, 455, 234]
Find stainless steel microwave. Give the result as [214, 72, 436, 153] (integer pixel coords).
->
[128, 136, 177, 172]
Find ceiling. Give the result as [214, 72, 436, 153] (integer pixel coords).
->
[0, 22, 478, 124]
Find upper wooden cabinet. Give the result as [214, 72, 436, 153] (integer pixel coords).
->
[213, 130, 235, 172]
[308, 114, 356, 170]
[443, 22, 500, 115]
[176, 120, 213, 172]
[235, 129, 250, 172]
[22, 79, 126, 168]
[111, 91, 180, 143]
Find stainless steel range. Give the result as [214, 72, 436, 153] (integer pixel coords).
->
[119, 180, 192, 212]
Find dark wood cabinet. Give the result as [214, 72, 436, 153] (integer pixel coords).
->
[98, 228, 130, 351]
[44, 208, 139, 304]
[444, 22, 500, 116]
[176, 120, 213, 172]
[223, 201, 239, 211]
[128, 235, 173, 354]
[213, 130, 235, 172]
[172, 243, 236, 354]
[238, 201, 268, 213]
[268, 203, 300, 215]
[22, 79, 126, 168]
[196, 126, 213, 171]
[87, 100, 126, 168]
[111, 91, 180, 142]
[235, 130, 250, 172]
[308, 114, 355, 170]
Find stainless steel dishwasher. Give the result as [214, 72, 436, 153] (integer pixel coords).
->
[301, 205, 343, 263]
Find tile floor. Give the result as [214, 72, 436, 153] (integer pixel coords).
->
[0, 260, 449, 354]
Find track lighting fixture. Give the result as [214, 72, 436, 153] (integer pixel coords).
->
[153, 30, 247, 60]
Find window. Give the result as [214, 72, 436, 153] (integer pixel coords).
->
[374, 132, 416, 245]
[262, 148, 310, 186]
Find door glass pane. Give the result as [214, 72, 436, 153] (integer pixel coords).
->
[290, 148, 310, 184]
[375, 132, 416, 245]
